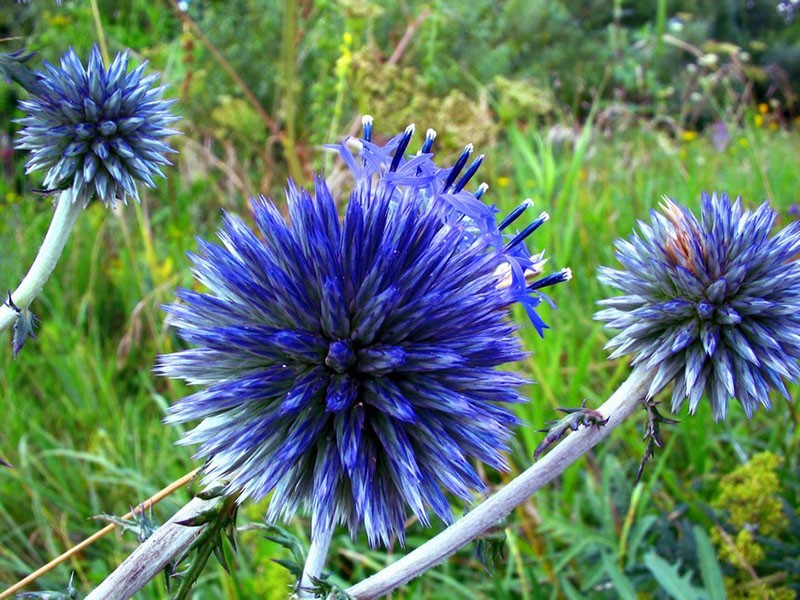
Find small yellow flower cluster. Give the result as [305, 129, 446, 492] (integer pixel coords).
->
[754, 102, 781, 131]
[335, 32, 353, 77]
[710, 452, 792, 600]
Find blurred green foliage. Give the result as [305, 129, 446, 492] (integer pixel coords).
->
[6, 0, 798, 192]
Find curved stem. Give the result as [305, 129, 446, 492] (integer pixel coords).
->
[298, 526, 334, 598]
[345, 366, 654, 599]
[86, 495, 220, 600]
[0, 192, 82, 337]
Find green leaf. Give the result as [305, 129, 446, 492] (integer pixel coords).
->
[559, 574, 585, 600]
[600, 553, 637, 600]
[644, 552, 705, 600]
[693, 526, 726, 600]
[625, 515, 658, 567]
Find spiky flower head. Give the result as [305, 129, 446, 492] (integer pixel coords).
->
[596, 192, 800, 420]
[158, 118, 569, 547]
[15, 45, 178, 207]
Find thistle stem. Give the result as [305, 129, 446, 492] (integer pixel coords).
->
[298, 526, 334, 598]
[77, 368, 651, 598]
[345, 366, 654, 599]
[86, 495, 220, 600]
[0, 192, 82, 337]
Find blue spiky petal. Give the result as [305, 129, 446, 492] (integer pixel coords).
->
[15, 45, 179, 207]
[596, 192, 800, 420]
[158, 120, 568, 547]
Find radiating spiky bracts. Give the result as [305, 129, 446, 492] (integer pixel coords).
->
[596, 192, 800, 420]
[15, 45, 179, 207]
[158, 119, 568, 548]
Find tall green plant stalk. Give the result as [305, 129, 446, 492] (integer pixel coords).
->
[89, 0, 110, 64]
[280, 0, 304, 182]
[653, 0, 667, 63]
[323, 33, 354, 174]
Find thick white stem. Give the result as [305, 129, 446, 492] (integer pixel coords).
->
[86, 496, 218, 600]
[0, 192, 82, 334]
[346, 366, 654, 599]
[298, 526, 334, 598]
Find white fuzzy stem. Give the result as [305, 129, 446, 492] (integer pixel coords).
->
[298, 526, 334, 598]
[0, 192, 82, 334]
[345, 366, 654, 599]
[87, 496, 218, 600]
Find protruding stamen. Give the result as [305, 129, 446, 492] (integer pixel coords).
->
[442, 143, 474, 191]
[475, 182, 489, 200]
[528, 268, 572, 291]
[453, 154, 484, 193]
[420, 128, 436, 154]
[362, 115, 374, 142]
[505, 211, 549, 251]
[499, 198, 534, 231]
[389, 123, 415, 172]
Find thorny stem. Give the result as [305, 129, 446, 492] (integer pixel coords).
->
[58, 369, 652, 599]
[298, 526, 334, 598]
[86, 495, 220, 600]
[171, 494, 239, 600]
[345, 366, 655, 599]
[0, 192, 82, 339]
[0, 468, 199, 598]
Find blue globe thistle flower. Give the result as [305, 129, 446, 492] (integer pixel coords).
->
[158, 118, 569, 547]
[15, 45, 179, 207]
[596, 192, 800, 420]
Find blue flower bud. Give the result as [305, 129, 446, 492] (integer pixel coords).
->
[15, 45, 179, 207]
[596, 192, 800, 420]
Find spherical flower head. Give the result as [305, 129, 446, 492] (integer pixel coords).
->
[596, 192, 800, 420]
[158, 119, 568, 547]
[15, 45, 179, 207]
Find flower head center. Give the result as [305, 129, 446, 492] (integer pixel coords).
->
[75, 122, 96, 139]
[325, 339, 356, 374]
[99, 120, 117, 137]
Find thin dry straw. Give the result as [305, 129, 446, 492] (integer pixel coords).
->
[1, 468, 200, 598]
